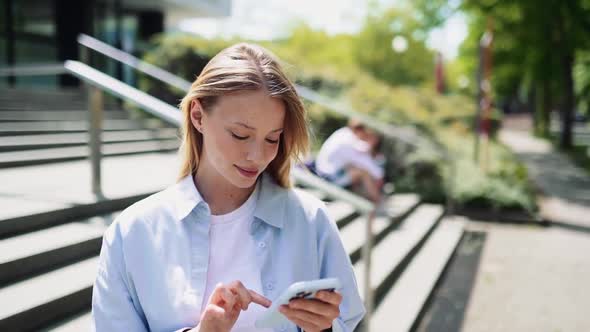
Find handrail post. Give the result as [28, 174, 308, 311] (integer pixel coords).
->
[88, 84, 104, 200]
[79, 41, 88, 65]
[446, 156, 455, 215]
[362, 210, 375, 332]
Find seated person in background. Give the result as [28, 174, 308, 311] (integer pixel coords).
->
[315, 119, 384, 203]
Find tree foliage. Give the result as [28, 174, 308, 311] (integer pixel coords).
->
[354, 8, 435, 86]
[455, 0, 590, 146]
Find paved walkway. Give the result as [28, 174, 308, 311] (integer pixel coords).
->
[499, 121, 590, 228]
[460, 116, 590, 332]
[461, 221, 590, 332]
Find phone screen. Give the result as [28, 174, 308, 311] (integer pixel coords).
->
[288, 288, 335, 302]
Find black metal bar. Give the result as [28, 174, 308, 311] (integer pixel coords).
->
[5, 0, 16, 86]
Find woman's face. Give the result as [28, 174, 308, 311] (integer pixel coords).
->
[191, 89, 286, 189]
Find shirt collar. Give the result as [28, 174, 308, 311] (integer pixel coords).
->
[253, 172, 286, 229]
[174, 172, 286, 229]
[174, 174, 206, 222]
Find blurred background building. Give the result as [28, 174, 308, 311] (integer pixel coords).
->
[0, 0, 231, 87]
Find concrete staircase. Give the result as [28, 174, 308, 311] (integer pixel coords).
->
[0, 88, 180, 169]
[0, 181, 464, 331]
[0, 88, 465, 332]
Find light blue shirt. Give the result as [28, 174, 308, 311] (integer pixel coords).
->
[91, 172, 365, 332]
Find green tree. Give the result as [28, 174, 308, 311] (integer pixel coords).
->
[413, 0, 590, 146]
[354, 8, 436, 86]
[458, 0, 590, 147]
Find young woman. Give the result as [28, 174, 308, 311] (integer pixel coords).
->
[91, 43, 365, 332]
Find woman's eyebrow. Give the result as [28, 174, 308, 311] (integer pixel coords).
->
[233, 121, 283, 132]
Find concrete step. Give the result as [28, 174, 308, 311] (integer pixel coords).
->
[341, 215, 391, 264]
[0, 139, 180, 168]
[340, 194, 421, 265]
[0, 87, 84, 97]
[0, 105, 119, 112]
[0, 102, 119, 111]
[0, 193, 150, 239]
[0, 151, 179, 222]
[354, 204, 444, 301]
[304, 188, 329, 201]
[0, 119, 169, 133]
[0, 127, 164, 137]
[0, 257, 99, 331]
[0, 110, 129, 122]
[40, 312, 92, 332]
[0, 217, 110, 286]
[0, 100, 88, 108]
[381, 193, 421, 218]
[0, 93, 117, 108]
[371, 217, 464, 332]
[0, 128, 180, 152]
[326, 200, 359, 228]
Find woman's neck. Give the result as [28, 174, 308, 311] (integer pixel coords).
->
[193, 163, 255, 215]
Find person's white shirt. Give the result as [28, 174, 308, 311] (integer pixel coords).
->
[316, 127, 384, 180]
[201, 181, 271, 332]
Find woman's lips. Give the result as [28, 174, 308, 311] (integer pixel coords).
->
[235, 165, 258, 178]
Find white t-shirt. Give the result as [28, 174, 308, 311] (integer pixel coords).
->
[316, 127, 384, 180]
[200, 183, 271, 332]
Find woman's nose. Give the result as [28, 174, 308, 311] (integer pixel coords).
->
[246, 141, 264, 162]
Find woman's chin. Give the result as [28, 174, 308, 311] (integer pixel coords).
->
[229, 173, 259, 189]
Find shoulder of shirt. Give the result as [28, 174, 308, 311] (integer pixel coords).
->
[104, 185, 179, 238]
[283, 185, 332, 227]
[257, 174, 330, 226]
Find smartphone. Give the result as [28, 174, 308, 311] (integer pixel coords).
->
[254, 278, 342, 329]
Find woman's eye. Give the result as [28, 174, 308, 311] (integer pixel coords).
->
[231, 132, 248, 140]
[266, 138, 279, 144]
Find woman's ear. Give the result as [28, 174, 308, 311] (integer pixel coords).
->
[190, 99, 205, 133]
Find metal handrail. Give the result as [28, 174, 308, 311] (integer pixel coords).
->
[0, 63, 69, 77]
[78, 34, 192, 92]
[291, 167, 373, 213]
[65, 61, 181, 125]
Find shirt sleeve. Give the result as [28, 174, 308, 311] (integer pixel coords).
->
[315, 203, 366, 332]
[91, 222, 149, 332]
[346, 148, 384, 180]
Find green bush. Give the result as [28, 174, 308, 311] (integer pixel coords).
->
[440, 130, 536, 211]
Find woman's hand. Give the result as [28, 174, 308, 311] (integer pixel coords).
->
[279, 290, 342, 332]
[194, 281, 271, 332]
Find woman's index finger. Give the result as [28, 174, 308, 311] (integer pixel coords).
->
[248, 289, 272, 308]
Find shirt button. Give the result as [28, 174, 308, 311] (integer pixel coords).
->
[258, 242, 266, 248]
[265, 282, 274, 290]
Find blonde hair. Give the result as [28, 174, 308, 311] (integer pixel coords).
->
[178, 43, 309, 188]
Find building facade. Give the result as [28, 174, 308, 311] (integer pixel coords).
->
[0, 0, 230, 87]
